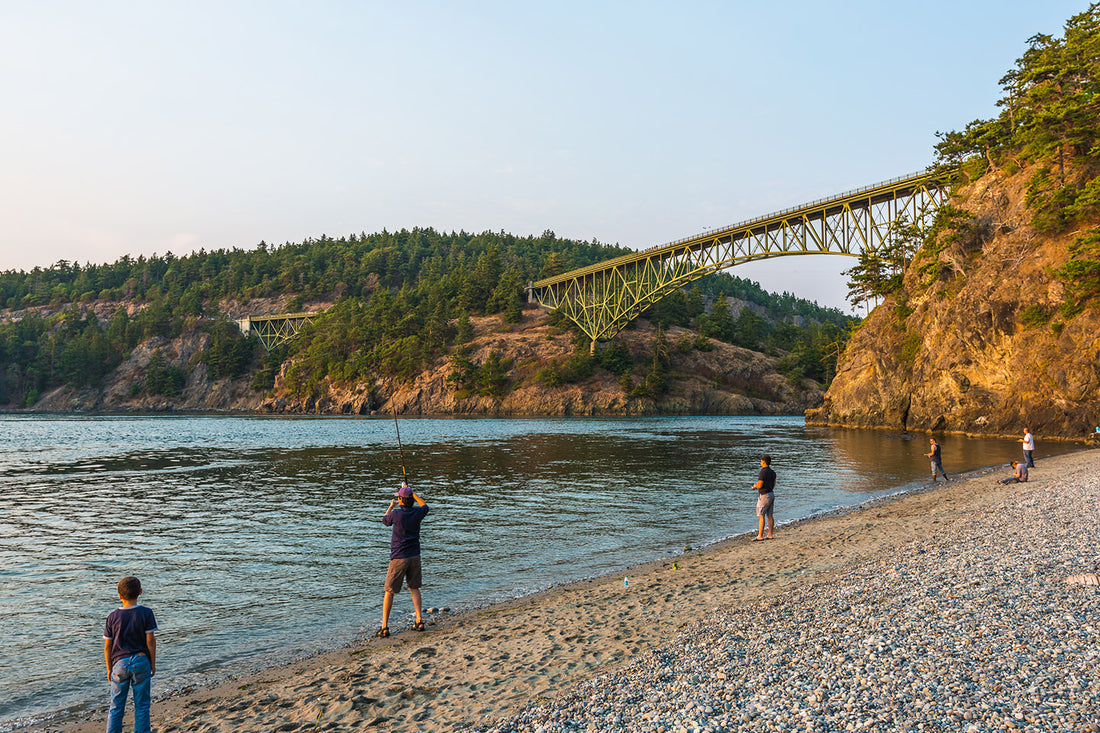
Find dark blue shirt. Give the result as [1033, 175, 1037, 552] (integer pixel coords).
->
[931, 444, 942, 462]
[757, 466, 776, 495]
[104, 605, 158, 668]
[383, 503, 430, 559]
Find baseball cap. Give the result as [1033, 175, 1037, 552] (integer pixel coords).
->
[394, 484, 413, 498]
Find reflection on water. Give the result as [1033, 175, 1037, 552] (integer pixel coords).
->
[0, 414, 1075, 727]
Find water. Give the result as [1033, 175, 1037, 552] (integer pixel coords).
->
[0, 414, 1073, 728]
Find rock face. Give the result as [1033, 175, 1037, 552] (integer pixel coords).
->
[34, 331, 268, 413]
[806, 169, 1100, 440]
[25, 309, 823, 416]
[259, 310, 822, 417]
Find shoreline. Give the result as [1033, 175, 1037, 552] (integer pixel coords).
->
[40, 447, 1098, 733]
[5, 410, 1098, 444]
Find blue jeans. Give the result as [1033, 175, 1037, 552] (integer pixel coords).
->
[107, 653, 151, 733]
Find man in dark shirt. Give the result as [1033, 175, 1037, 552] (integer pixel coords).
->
[376, 483, 430, 638]
[753, 454, 777, 541]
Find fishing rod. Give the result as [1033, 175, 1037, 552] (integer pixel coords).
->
[391, 397, 408, 485]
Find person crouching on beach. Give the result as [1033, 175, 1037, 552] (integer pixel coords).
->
[999, 460, 1029, 484]
[752, 454, 776, 541]
[926, 437, 949, 482]
[376, 483, 430, 638]
[104, 576, 158, 733]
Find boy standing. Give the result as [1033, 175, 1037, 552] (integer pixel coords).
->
[104, 576, 158, 733]
[376, 483, 430, 638]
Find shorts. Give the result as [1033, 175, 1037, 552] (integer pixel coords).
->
[385, 556, 422, 593]
[756, 491, 775, 517]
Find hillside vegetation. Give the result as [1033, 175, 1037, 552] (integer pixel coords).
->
[0, 228, 854, 414]
[809, 4, 1100, 439]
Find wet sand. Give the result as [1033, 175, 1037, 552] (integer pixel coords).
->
[56, 449, 1098, 733]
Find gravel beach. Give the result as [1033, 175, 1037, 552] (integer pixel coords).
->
[480, 451, 1100, 733]
[53, 448, 1099, 733]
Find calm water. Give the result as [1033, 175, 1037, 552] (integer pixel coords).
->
[0, 414, 1073, 728]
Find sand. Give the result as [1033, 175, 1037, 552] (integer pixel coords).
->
[54, 448, 1099, 733]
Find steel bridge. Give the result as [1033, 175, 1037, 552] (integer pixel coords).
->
[235, 311, 322, 350]
[527, 168, 953, 348]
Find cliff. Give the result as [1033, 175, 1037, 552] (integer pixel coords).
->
[30, 308, 823, 416]
[258, 309, 822, 416]
[806, 168, 1100, 440]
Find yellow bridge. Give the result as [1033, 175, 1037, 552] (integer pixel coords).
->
[235, 311, 322, 350]
[527, 168, 953, 348]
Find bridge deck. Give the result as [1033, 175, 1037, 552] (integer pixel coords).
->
[534, 169, 948, 288]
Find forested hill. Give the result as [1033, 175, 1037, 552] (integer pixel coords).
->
[0, 228, 854, 412]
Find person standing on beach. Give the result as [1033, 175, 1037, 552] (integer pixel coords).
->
[104, 576, 158, 733]
[752, 454, 776, 541]
[1020, 428, 1035, 468]
[376, 483, 430, 638]
[926, 437, 950, 482]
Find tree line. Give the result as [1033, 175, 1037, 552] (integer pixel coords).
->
[931, 4, 1100, 314]
[0, 227, 855, 407]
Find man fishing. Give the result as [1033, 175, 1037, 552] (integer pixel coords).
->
[375, 482, 430, 638]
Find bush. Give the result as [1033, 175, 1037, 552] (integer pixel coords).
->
[1020, 304, 1052, 328]
[145, 351, 186, 396]
[596, 340, 633, 375]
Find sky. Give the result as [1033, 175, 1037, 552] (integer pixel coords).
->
[0, 1, 1090, 312]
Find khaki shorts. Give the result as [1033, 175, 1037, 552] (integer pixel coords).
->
[385, 556, 422, 593]
[756, 491, 775, 517]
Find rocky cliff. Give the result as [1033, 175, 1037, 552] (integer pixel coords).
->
[30, 308, 823, 416]
[258, 309, 821, 416]
[806, 168, 1100, 440]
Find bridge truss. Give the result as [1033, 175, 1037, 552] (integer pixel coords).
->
[235, 311, 321, 350]
[527, 169, 953, 347]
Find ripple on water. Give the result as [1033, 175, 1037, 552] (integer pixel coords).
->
[0, 414, 1080, 726]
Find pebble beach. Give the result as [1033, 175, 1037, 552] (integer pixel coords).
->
[480, 451, 1100, 733]
[54, 448, 1098, 733]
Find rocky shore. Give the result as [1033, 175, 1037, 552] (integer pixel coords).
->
[54, 449, 1099, 733]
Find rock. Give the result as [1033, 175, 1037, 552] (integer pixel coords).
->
[807, 165, 1100, 440]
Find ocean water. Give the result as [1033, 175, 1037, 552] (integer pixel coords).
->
[0, 414, 1071, 728]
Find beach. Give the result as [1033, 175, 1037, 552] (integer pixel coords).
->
[57, 448, 1099, 733]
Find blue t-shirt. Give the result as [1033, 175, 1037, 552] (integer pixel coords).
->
[931, 444, 942, 462]
[104, 605, 158, 667]
[383, 503, 430, 560]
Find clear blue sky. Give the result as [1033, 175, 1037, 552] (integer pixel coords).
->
[0, 1, 1088, 311]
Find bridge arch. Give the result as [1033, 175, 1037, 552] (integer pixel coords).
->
[527, 169, 953, 349]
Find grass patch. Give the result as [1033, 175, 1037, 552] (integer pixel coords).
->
[899, 330, 922, 364]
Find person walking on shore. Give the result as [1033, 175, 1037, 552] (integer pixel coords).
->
[376, 483, 430, 638]
[926, 438, 950, 482]
[1020, 428, 1035, 468]
[752, 454, 777, 541]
